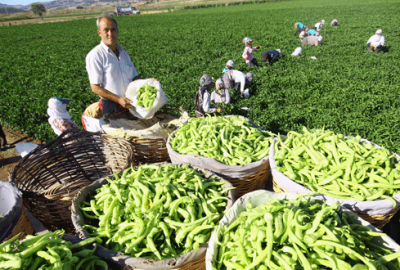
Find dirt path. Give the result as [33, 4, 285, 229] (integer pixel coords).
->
[0, 128, 44, 181]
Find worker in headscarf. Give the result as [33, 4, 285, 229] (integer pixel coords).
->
[367, 29, 385, 53]
[331, 19, 338, 26]
[47, 97, 80, 136]
[222, 70, 253, 98]
[294, 22, 304, 29]
[261, 49, 282, 65]
[195, 75, 222, 117]
[314, 20, 325, 31]
[307, 28, 318, 36]
[222, 60, 235, 74]
[299, 28, 309, 40]
[242, 37, 260, 67]
[210, 78, 231, 105]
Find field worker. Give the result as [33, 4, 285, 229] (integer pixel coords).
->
[242, 37, 260, 67]
[331, 19, 338, 26]
[222, 70, 253, 98]
[195, 75, 222, 117]
[314, 20, 325, 31]
[294, 22, 304, 29]
[47, 97, 80, 136]
[211, 78, 231, 105]
[367, 29, 385, 53]
[261, 49, 282, 65]
[86, 15, 141, 116]
[222, 60, 235, 74]
[299, 28, 309, 40]
[302, 36, 321, 46]
[0, 124, 7, 149]
[291, 47, 302, 57]
[308, 28, 317, 36]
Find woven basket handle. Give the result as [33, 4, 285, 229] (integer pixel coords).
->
[21, 190, 45, 199]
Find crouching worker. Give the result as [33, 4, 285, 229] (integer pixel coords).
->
[294, 22, 304, 29]
[47, 97, 80, 136]
[211, 78, 231, 105]
[223, 70, 253, 98]
[367, 29, 385, 53]
[261, 49, 282, 65]
[195, 75, 222, 117]
[331, 19, 338, 26]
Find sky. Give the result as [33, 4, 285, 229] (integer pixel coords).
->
[0, 0, 51, 6]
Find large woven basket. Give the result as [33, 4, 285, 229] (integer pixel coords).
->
[5, 207, 35, 241]
[270, 136, 400, 230]
[105, 104, 187, 165]
[272, 177, 399, 230]
[10, 129, 134, 233]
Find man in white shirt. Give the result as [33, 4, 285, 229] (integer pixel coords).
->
[367, 29, 385, 53]
[86, 15, 140, 115]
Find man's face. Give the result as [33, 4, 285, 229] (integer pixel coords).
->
[97, 18, 118, 48]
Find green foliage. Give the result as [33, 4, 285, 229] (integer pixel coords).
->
[30, 4, 46, 18]
[1, 0, 400, 155]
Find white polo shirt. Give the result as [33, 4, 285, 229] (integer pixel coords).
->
[86, 41, 139, 97]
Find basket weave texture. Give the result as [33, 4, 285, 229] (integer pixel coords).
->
[224, 160, 271, 199]
[105, 105, 186, 166]
[110, 253, 206, 270]
[272, 176, 398, 230]
[10, 129, 134, 233]
[5, 207, 35, 241]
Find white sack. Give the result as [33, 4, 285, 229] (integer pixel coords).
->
[126, 78, 168, 119]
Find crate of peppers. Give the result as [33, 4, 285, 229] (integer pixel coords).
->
[71, 163, 234, 270]
[206, 190, 400, 270]
[167, 115, 276, 199]
[269, 127, 400, 229]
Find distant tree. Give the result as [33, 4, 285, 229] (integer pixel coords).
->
[76, 6, 84, 9]
[30, 4, 46, 19]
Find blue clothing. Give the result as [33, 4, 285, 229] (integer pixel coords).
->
[222, 67, 230, 74]
[297, 22, 304, 28]
[308, 29, 317, 36]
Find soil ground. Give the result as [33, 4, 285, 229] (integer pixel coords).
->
[0, 127, 44, 181]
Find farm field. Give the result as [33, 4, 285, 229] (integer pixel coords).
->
[1, 0, 400, 152]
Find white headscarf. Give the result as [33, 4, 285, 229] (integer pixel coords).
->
[47, 97, 71, 120]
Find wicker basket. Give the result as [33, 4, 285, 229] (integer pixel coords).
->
[10, 129, 134, 233]
[110, 253, 206, 270]
[272, 176, 400, 229]
[105, 104, 187, 166]
[5, 207, 35, 241]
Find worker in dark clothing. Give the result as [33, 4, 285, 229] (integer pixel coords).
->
[0, 124, 7, 149]
[261, 49, 282, 65]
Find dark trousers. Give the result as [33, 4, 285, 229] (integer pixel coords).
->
[101, 98, 122, 115]
[247, 58, 259, 67]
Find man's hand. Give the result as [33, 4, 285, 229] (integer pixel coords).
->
[118, 97, 134, 109]
[217, 108, 223, 113]
[255, 46, 260, 49]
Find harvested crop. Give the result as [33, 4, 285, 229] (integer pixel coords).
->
[274, 127, 400, 202]
[169, 116, 276, 166]
[0, 230, 106, 270]
[136, 85, 157, 110]
[213, 195, 400, 270]
[80, 164, 233, 260]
